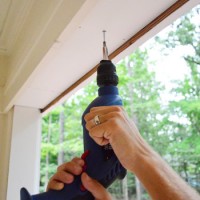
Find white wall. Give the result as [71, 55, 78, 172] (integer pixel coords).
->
[7, 106, 41, 200]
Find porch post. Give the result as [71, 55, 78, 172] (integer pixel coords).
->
[0, 108, 13, 200]
[7, 106, 41, 200]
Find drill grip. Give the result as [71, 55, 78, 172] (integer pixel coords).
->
[20, 175, 94, 200]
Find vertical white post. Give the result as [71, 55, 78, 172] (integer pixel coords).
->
[0, 108, 13, 200]
[7, 106, 41, 200]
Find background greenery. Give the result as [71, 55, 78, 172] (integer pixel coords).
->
[40, 5, 200, 200]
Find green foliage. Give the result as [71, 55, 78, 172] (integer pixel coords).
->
[155, 5, 200, 192]
[117, 50, 169, 155]
[40, 81, 98, 190]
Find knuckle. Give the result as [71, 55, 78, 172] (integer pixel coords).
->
[48, 175, 54, 183]
[56, 171, 63, 179]
[88, 130, 94, 138]
[72, 157, 79, 162]
[109, 111, 122, 120]
[109, 118, 119, 128]
[57, 162, 69, 171]
[115, 111, 123, 118]
[90, 107, 97, 111]
[57, 165, 62, 171]
[89, 131, 98, 141]
[74, 166, 82, 175]
[95, 138, 103, 146]
[84, 114, 89, 121]
[113, 106, 122, 112]
[85, 123, 90, 130]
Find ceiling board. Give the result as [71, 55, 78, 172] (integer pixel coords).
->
[16, 0, 178, 110]
[1, 0, 198, 113]
[0, 0, 33, 55]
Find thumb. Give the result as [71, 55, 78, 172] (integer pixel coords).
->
[81, 172, 112, 200]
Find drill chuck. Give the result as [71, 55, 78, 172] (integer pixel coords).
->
[97, 60, 118, 87]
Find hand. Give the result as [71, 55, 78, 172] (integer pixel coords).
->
[81, 173, 112, 200]
[47, 157, 112, 200]
[84, 106, 150, 172]
[47, 157, 84, 191]
[85, 106, 200, 200]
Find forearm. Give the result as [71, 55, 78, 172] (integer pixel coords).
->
[131, 140, 200, 200]
[84, 106, 200, 199]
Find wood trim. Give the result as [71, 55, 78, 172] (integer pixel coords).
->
[41, 0, 189, 113]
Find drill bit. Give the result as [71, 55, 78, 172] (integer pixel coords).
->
[103, 30, 109, 60]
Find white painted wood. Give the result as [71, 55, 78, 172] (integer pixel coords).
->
[3, 0, 88, 112]
[0, 0, 12, 53]
[6, 106, 41, 200]
[0, 0, 199, 113]
[0, 109, 13, 200]
[4, 0, 176, 112]
[0, 55, 8, 87]
[0, 0, 34, 55]
[13, 0, 199, 113]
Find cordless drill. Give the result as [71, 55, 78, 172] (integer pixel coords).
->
[20, 33, 126, 200]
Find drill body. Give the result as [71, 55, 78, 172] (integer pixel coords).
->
[82, 59, 127, 191]
[20, 60, 126, 200]
[82, 85, 126, 186]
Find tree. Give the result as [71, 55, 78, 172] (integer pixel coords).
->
[117, 49, 167, 199]
[40, 81, 98, 191]
[155, 5, 200, 192]
[57, 104, 65, 165]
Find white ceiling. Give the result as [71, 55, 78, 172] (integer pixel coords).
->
[14, 0, 175, 110]
[0, 0, 199, 113]
[0, 0, 33, 55]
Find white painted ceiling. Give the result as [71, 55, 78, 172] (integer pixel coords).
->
[0, 0, 199, 113]
[0, 0, 33, 55]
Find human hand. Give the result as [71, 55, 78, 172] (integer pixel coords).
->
[47, 157, 84, 191]
[84, 106, 150, 172]
[47, 157, 112, 200]
[85, 106, 200, 200]
[81, 172, 112, 200]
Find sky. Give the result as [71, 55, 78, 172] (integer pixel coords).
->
[138, 11, 198, 105]
[137, 11, 199, 125]
[142, 4, 199, 93]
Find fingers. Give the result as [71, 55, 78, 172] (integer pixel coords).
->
[84, 106, 126, 146]
[57, 157, 84, 175]
[47, 180, 64, 191]
[85, 112, 112, 130]
[86, 121, 111, 145]
[85, 106, 124, 131]
[47, 171, 73, 191]
[84, 106, 123, 122]
[47, 157, 84, 191]
[81, 173, 112, 200]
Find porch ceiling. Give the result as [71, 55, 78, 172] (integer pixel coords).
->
[0, 0, 198, 113]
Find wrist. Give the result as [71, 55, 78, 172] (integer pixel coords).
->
[129, 138, 158, 174]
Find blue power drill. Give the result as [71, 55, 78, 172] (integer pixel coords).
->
[20, 34, 126, 200]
